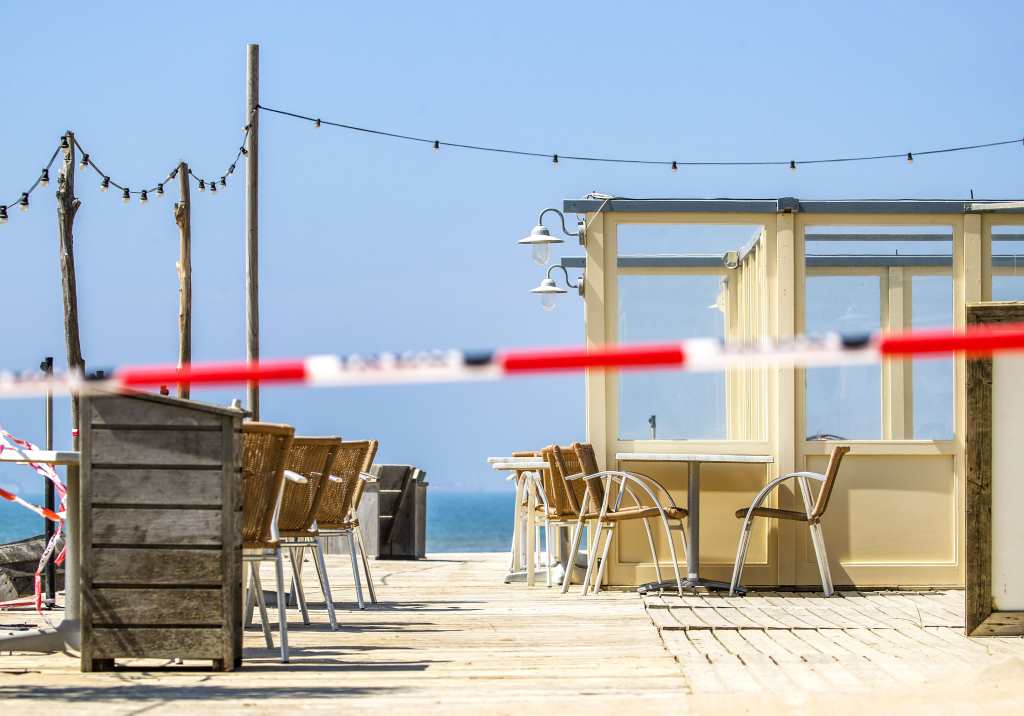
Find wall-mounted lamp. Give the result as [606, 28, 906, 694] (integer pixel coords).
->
[530, 264, 583, 312]
[722, 250, 739, 269]
[518, 208, 583, 266]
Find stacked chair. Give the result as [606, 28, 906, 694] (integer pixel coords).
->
[241, 424, 382, 663]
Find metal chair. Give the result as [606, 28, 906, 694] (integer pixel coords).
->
[558, 443, 689, 596]
[729, 445, 850, 596]
[314, 439, 379, 609]
[276, 437, 342, 629]
[240, 422, 295, 663]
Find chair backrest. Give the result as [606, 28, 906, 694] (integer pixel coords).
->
[811, 445, 851, 519]
[278, 436, 342, 533]
[349, 439, 380, 513]
[570, 442, 606, 514]
[543, 445, 585, 516]
[316, 439, 376, 527]
[241, 423, 295, 545]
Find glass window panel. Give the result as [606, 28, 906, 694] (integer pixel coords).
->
[617, 224, 762, 256]
[911, 275, 953, 439]
[805, 275, 881, 440]
[991, 227, 1024, 300]
[618, 274, 726, 440]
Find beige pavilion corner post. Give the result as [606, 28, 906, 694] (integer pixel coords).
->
[583, 210, 609, 472]
[245, 43, 260, 419]
[772, 207, 799, 586]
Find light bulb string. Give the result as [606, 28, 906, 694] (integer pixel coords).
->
[2, 145, 63, 211]
[258, 103, 1022, 168]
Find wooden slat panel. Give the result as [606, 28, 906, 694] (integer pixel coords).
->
[88, 627, 223, 659]
[91, 429, 223, 466]
[87, 588, 222, 625]
[90, 395, 225, 427]
[91, 469, 224, 506]
[92, 548, 222, 585]
[92, 508, 222, 545]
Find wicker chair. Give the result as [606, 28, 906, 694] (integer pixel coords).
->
[241, 422, 295, 663]
[534, 445, 586, 587]
[506, 450, 546, 577]
[558, 443, 689, 596]
[277, 437, 342, 630]
[314, 439, 379, 609]
[730, 445, 850, 596]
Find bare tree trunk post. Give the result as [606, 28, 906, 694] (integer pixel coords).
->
[245, 43, 260, 419]
[174, 162, 192, 399]
[56, 130, 84, 450]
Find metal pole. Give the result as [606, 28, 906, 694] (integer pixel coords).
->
[41, 356, 55, 607]
[245, 43, 260, 419]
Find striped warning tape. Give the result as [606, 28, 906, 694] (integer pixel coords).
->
[1, 322, 1024, 398]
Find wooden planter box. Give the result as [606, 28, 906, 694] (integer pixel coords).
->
[79, 391, 244, 671]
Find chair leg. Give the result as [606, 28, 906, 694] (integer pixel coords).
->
[592, 527, 615, 595]
[640, 518, 663, 586]
[244, 563, 256, 628]
[311, 539, 338, 629]
[268, 553, 287, 662]
[561, 519, 586, 594]
[288, 546, 310, 625]
[545, 522, 554, 588]
[809, 522, 834, 596]
[249, 562, 274, 649]
[354, 528, 378, 603]
[348, 531, 366, 609]
[581, 521, 604, 596]
[729, 518, 755, 596]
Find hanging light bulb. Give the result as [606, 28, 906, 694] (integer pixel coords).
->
[219, 176, 227, 188]
[228, 163, 236, 174]
[906, 152, 914, 164]
[671, 161, 678, 172]
[156, 183, 165, 197]
[100, 176, 110, 191]
[314, 118, 321, 128]
[0, 205, 8, 223]
[19, 193, 30, 212]
[239, 146, 248, 156]
[552, 154, 559, 166]
[39, 168, 49, 187]
[122, 188, 131, 203]
[789, 160, 797, 172]
[139, 189, 148, 203]
[79, 154, 90, 170]
[198, 179, 206, 192]
[209, 181, 217, 194]
[60, 136, 69, 150]
[433, 140, 440, 151]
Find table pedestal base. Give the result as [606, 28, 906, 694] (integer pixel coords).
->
[637, 578, 745, 595]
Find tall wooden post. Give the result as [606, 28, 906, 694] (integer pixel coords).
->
[174, 162, 192, 399]
[56, 130, 84, 450]
[245, 43, 260, 419]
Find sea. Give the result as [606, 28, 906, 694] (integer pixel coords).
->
[0, 490, 515, 553]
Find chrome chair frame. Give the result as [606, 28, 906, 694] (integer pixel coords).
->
[729, 471, 833, 596]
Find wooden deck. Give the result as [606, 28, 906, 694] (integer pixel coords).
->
[2, 552, 1024, 714]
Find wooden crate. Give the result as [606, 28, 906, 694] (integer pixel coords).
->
[360, 465, 427, 559]
[79, 391, 244, 671]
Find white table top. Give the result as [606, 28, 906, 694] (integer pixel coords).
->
[492, 460, 548, 471]
[616, 452, 773, 464]
[0, 449, 80, 465]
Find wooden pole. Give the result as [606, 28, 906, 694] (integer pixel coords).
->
[245, 43, 260, 419]
[174, 162, 192, 399]
[56, 130, 84, 450]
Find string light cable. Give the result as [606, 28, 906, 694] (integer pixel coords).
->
[0, 122, 252, 223]
[257, 103, 1023, 171]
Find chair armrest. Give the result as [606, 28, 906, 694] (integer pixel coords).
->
[358, 471, 377, 483]
[283, 469, 308, 484]
[739, 471, 826, 522]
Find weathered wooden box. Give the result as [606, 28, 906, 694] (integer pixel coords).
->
[355, 465, 427, 559]
[79, 391, 244, 671]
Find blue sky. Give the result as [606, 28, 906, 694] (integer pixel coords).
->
[1, 1, 1022, 502]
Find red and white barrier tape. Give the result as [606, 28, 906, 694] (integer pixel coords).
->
[1, 322, 1024, 398]
[0, 427, 66, 619]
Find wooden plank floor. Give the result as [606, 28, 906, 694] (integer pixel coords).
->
[643, 588, 1024, 704]
[3, 553, 1024, 714]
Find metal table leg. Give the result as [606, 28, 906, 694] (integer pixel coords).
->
[637, 461, 740, 594]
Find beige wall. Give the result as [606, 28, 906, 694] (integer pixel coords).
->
[584, 209, 995, 588]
